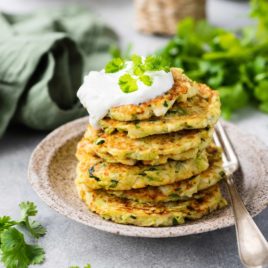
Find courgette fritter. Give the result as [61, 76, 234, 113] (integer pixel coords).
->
[76, 126, 213, 165]
[107, 68, 199, 121]
[100, 91, 220, 139]
[107, 145, 224, 202]
[77, 184, 227, 227]
[75, 150, 209, 190]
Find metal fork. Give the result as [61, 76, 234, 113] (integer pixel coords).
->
[213, 122, 268, 268]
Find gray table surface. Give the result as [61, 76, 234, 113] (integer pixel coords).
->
[0, 0, 267, 267]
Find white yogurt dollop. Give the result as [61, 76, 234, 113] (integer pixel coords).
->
[77, 61, 174, 128]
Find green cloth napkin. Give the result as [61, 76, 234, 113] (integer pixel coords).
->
[0, 6, 118, 137]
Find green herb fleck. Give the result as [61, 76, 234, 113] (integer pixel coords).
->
[147, 167, 157, 171]
[169, 107, 187, 115]
[185, 123, 193, 129]
[163, 100, 169, 107]
[105, 58, 125, 73]
[138, 171, 146, 176]
[147, 176, 156, 181]
[219, 171, 225, 178]
[169, 193, 180, 200]
[172, 217, 179, 226]
[88, 166, 100, 181]
[177, 107, 187, 115]
[110, 180, 118, 188]
[134, 122, 140, 129]
[118, 74, 138, 93]
[130, 215, 137, 219]
[95, 139, 105, 145]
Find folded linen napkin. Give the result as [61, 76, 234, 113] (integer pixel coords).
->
[0, 6, 118, 137]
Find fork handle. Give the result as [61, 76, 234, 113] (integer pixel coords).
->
[226, 174, 268, 268]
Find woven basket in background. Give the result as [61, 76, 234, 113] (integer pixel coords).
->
[134, 0, 206, 35]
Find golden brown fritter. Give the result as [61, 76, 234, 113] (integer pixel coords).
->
[77, 184, 227, 227]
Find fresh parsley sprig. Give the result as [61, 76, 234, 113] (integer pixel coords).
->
[105, 58, 125, 73]
[0, 202, 46, 268]
[157, 0, 268, 118]
[140, 75, 153, 86]
[105, 54, 170, 93]
[19, 202, 46, 239]
[143, 55, 170, 72]
[118, 74, 138, 93]
[0, 216, 17, 233]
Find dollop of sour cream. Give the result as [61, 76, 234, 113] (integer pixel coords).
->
[77, 61, 174, 128]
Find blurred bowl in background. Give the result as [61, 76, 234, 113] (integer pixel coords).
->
[134, 0, 206, 35]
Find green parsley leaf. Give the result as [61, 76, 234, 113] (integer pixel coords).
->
[254, 80, 268, 101]
[26, 244, 45, 265]
[133, 65, 144, 76]
[144, 55, 169, 72]
[140, 75, 153, 86]
[156, 1, 268, 118]
[118, 74, 138, 93]
[131, 54, 145, 76]
[131, 54, 143, 65]
[19, 202, 37, 218]
[251, 0, 268, 38]
[0, 216, 17, 235]
[0, 228, 45, 268]
[19, 202, 46, 239]
[109, 43, 133, 60]
[259, 101, 268, 113]
[218, 83, 249, 119]
[26, 220, 46, 239]
[105, 58, 125, 73]
[109, 44, 122, 58]
[84, 264, 91, 268]
[144, 55, 161, 71]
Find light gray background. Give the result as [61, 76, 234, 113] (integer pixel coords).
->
[0, 0, 267, 267]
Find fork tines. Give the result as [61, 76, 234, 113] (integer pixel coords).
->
[213, 122, 239, 175]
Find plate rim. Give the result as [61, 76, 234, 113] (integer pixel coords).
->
[28, 117, 268, 238]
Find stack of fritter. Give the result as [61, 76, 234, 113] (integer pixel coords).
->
[75, 68, 227, 227]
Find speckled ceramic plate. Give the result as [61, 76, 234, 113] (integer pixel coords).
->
[28, 117, 268, 238]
